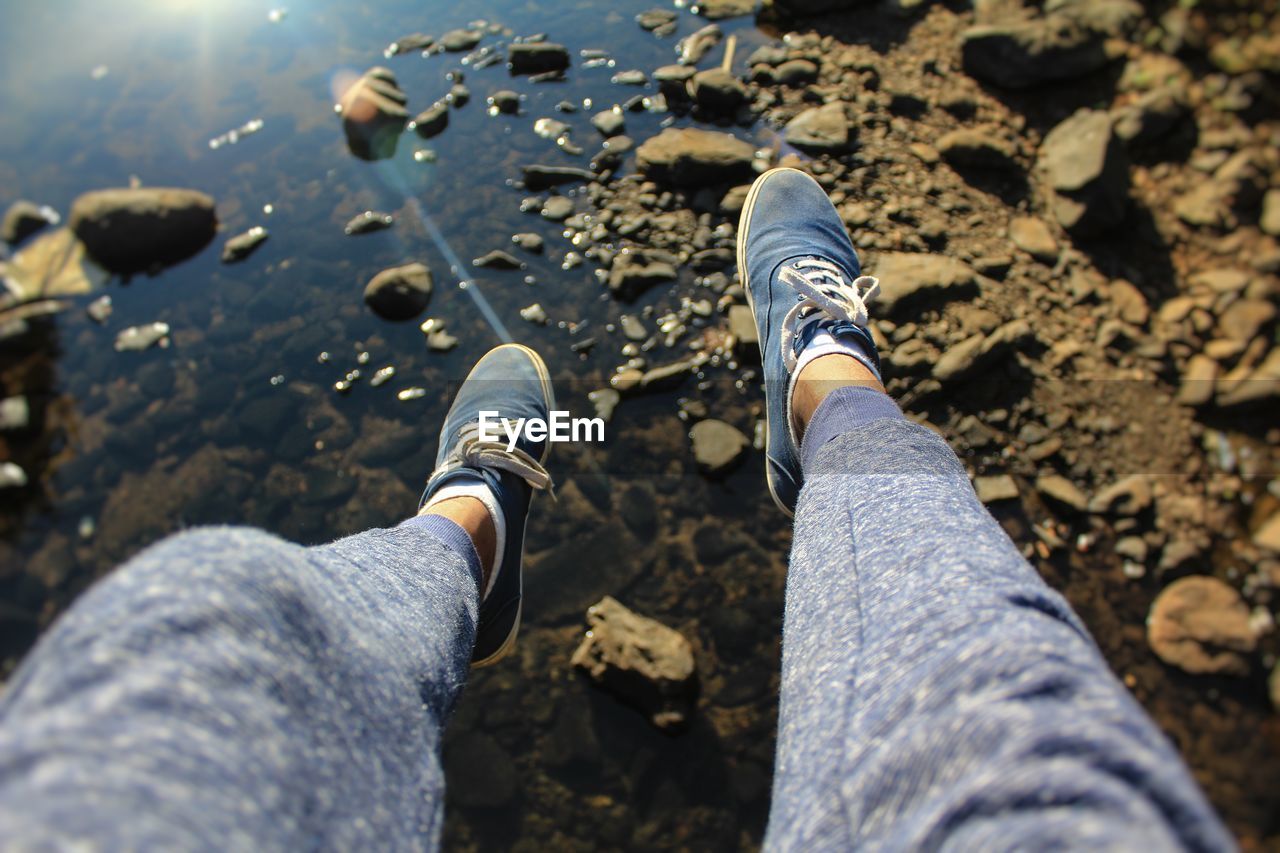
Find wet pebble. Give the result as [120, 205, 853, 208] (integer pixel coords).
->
[447, 84, 470, 107]
[588, 388, 620, 422]
[636, 8, 677, 31]
[86, 294, 113, 324]
[473, 249, 524, 270]
[114, 322, 171, 352]
[412, 102, 450, 138]
[370, 366, 396, 387]
[541, 196, 574, 221]
[620, 314, 648, 341]
[520, 303, 548, 325]
[592, 109, 626, 137]
[512, 232, 544, 253]
[611, 70, 647, 86]
[487, 90, 521, 114]
[440, 28, 483, 52]
[364, 262, 433, 321]
[0, 462, 28, 489]
[420, 318, 458, 351]
[221, 226, 269, 263]
[344, 210, 395, 235]
[385, 33, 434, 57]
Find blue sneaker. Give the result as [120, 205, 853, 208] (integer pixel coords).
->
[420, 343, 555, 667]
[736, 167, 882, 516]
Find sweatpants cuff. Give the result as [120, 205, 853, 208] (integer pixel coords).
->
[800, 385, 904, 475]
[399, 514, 484, 590]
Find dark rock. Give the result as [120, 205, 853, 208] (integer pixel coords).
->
[636, 127, 756, 186]
[447, 84, 470, 107]
[337, 67, 409, 161]
[592, 109, 626, 137]
[439, 28, 483, 52]
[690, 68, 747, 112]
[570, 596, 698, 732]
[473, 249, 524, 270]
[69, 187, 217, 274]
[344, 211, 395, 235]
[1148, 576, 1255, 676]
[411, 101, 449, 138]
[2, 201, 58, 245]
[1112, 87, 1189, 145]
[487, 89, 520, 114]
[785, 102, 852, 153]
[522, 165, 597, 191]
[961, 17, 1114, 89]
[689, 419, 749, 476]
[363, 262, 433, 321]
[1038, 108, 1128, 235]
[608, 249, 678, 300]
[509, 42, 570, 75]
[774, 59, 819, 86]
[618, 483, 658, 537]
[1088, 474, 1151, 516]
[220, 226, 268, 264]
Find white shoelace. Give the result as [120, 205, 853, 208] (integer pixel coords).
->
[438, 422, 555, 498]
[778, 258, 880, 373]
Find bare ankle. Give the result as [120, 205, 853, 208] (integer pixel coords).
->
[792, 354, 885, 440]
[421, 496, 497, 591]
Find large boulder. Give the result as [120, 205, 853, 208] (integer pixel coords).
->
[785, 102, 853, 153]
[1037, 108, 1128, 235]
[571, 596, 697, 732]
[69, 187, 217, 274]
[636, 127, 757, 186]
[338, 67, 409, 161]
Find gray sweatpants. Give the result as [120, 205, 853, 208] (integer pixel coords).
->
[0, 388, 1231, 850]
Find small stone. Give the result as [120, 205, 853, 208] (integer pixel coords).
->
[974, 474, 1019, 504]
[1036, 474, 1089, 511]
[344, 211, 395, 235]
[608, 249, 678, 301]
[611, 368, 644, 391]
[473, 249, 524, 270]
[620, 314, 648, 341]
[0, 397, 30, 431]
[2, 201, 59, 245]
[411, 102, 449, 138]
[364, 262, 433, 321]
[447, 84, 470, 107]
[690, 68, 747, 113]
[728, 305, 759, 353]
[636, 127, 757, 186]
[677, 23, 723, 65]
[571, 596, 697, 732]
[220, 226, 268, 263]
[1116, 536, 1148, 563]
[936, 128, 1018, 171]
[519, 302, 548, 325]
[592, 109, 626, 137]
[114, 322, 171, 352]
[1262, 190, 1280, 237]
[611, 69, 648, 86]
[0, 462, 28, 489]
[1255, 510, 1280, 553]
[654, 64, 697, 99]
[512, 232, 544, 253]
[487, 90, 520, 114]
[1217, 299, 1275, 343]
[540, 196, 574, 221]
[1008, 216, 1058, 262]
[1089, 474, 1152, 516]
[588, 388, 621, 422]
[337, 67, 409, 161]
[636, 8, 677, 30]
[86, 294, 113, 324]
[385, 33, 434, 56]
[1147, 576, 1255, 676]
[871, 252, 980, 316]
[1038, 108, 1128, 235]
[774, 59, 818, 86]
[440, 28, 483, 52]
[689, 419, 749, 476]
[694, 0, 755, 19]
[785, 102, 851, 153]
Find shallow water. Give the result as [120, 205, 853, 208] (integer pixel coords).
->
[1, 0, 788, 847]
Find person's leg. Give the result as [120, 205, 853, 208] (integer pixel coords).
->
[0, 343, 554, 849]
[768, 372, 1232, 850]
[734, 168, 1231, 849]
[0, 518, 479, 850]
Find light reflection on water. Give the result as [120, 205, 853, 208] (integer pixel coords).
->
[1, 0, 783, 848]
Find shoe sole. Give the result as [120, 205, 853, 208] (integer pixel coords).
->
[469, 343, 553, 669]
[737, 168, 811, 518]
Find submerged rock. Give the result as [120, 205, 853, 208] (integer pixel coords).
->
[636, 127, 756, 186]
[690, 68, 747, 113]
[440, 28, 483, 52]
[487, 89, 520, 114]
[570, 596, 697, 732]
[220, 226, 268, 263]
[69, 187, 217, 275]
[364, 262, 433, 321]
[592, 109, 626, 137]
[1148, 576, 1256, 676]
[522, 164, 597, 190]
[338, 67, 409, 161]
[520, 302, 548, 325]
[509, 43, 570, 74]
[690, 418, 750, 475]
[608, 249, 678, 300]
[512, 232, 544, 253]
[344, 211, 395, 235]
